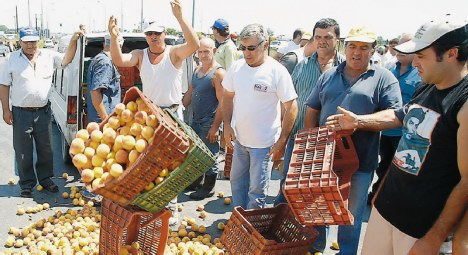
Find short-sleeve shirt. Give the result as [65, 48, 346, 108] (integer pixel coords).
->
[86, 52, 121, 123]
[305, 62, 402, 172]
[214, 39, 238, 70]
[277, 41, 299, 55]
[0, 49, 63, 107]
[222, 57, 298, 148]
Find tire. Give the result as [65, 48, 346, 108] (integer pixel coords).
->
[61, 134, 72, 164]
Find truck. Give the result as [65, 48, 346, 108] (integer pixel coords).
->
[50, 33, 193, 163]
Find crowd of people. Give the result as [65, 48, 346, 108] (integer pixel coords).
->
[0, 0, 466, 253]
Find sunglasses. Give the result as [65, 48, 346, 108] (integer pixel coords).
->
[145, 31, 163, 36]
[239, 40, 264, 51]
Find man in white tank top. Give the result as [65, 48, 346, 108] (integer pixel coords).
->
[107, 0, 199, 227]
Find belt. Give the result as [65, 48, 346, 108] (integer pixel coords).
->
[15, 105, 48, 112]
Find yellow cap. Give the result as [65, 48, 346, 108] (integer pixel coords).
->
[345, 26, 377, 43]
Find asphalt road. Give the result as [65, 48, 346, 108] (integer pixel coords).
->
[0, 54, 369, 254]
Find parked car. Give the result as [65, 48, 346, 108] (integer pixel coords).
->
[0, 44, 10, 57]
[43, 39, 54, 48]
[269, 40, 287, 51]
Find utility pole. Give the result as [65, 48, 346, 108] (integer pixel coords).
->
[121, 0, 124, 32]
[28, 0, 31, 27]
[41, 0, 44, 38]
[15, 5, 19, 34]
[140, 0, 144, 32]
[35, 14, 38, 31]
[191, 0, 195, 28]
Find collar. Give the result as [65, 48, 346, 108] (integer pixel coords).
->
[337, 61, 376, 75]
[395, 61, 415, 75]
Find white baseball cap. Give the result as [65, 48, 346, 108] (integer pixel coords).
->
[144, 22, 165, 33]
[395, 15, 468, 54]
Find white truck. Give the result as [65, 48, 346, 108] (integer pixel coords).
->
[50, 33, 193, 163]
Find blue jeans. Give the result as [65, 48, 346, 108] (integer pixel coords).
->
[312, 170, 374, 254]
[12, 104, 54, 190]
[230, 140, 273, 209]
[191, 120, 220, 176]
[274, 136, 294, 205]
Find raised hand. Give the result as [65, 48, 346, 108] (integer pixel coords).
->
[108, 16, 120, 37]
[170, 0, 183, 19]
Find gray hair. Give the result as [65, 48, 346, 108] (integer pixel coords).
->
[239, 24, 268, 43]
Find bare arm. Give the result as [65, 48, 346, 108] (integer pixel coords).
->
[0, 85, 12, 125]
[325, 106, 402, 132]
[206, 68, 226, 143]
[270, 99, 298, 161]
[453, 210, 468, 254]
[222, 90, 235, 149]
[108, 16, 140, 68]
[61, 31, 83, 66]
[90, 90, 109, 121]
[409, 101, 468, 255]
[169, 0, 200, 69]
[182, 83, 193, 108]
[304, 107, 320, 130]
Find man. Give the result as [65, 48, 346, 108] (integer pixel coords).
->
[275, 18, 344, 205]
[182, 38, 225, 200]
[222, 23, 298, 209]
[87, 34, 124, 123]
[323, 17, 468, 255]
[0, 27, 82, 198]
[275, 28, 305, 60]
[368, 33, 421, 202]
[278, 32, 317, 74]
[108, 0, 199, 225]
[304, 26, 402, 254]
[211, 19, 238, 70]
[383, 37, 399, 69]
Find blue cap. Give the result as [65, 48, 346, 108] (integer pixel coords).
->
[212, 19, 229, 30]
[19, 27, 40, 42]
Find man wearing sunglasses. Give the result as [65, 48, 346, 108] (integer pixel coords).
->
[108, 0, 199, 227]
[222, 23, 298, 210]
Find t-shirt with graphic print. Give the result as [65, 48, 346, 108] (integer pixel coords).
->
[375, 75, 468, 238]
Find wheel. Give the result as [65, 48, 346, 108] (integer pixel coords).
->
[61, 134, 72, 164]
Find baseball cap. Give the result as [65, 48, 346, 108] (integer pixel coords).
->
[211, 19, 229, 30]
[301, 32, 313, 41]
[395, 15, 468, 54]
[344, 26, 377, 43]
[144, 22, 165, 33]
[20, 27, 40, 42]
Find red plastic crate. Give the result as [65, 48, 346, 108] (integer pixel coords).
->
[99, 199, 170, 255]
[223, 146, 234, 179]
[283, 127, 358, 226]
[221, 204, 318, 255]
[118, 66, 137, 87]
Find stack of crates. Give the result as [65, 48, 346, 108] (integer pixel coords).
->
[283, 127, 359, 226]
[118, 66, 142, 101]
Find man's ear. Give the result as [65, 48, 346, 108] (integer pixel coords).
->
[447, 47, 458, 60]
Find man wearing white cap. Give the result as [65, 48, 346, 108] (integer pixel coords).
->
[304, 26, 402, 254]
[0, 27, 83, 198]
[324, 16, 468, 255]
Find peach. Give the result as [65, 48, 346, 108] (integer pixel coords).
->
[112, 135, 124, 152]
[86, 122, 100, 134]
[141, 126, 155, 141]
[72, 154, 88, 169]
[89, 141, 100, 150]
[144, 181, 155, 191]
[134, 111, 148, 125]
[155, 176, 164, 184]
[126, 101, 137, 112]
[91, 155, 105, 167]
[75, 129, 90, 142]
[91, 178, 102, 189]
[105, 158, 116, 171]
[93, 167, 104, 178]
[108, 116, 121, 130]
[130, 123, 143, 137]
[81, 158, 93, 170]
[110, 164, 123, 178]
[119, 126, 130, 136]
[101, 172, 110, 183]
[135, 97, 144, 106]
[137, 102, 150, 113]
[102, 128, 116, 145]
[122, 135, 136, 151]
[69, 138, 86, 155]
[128, 150, 139, 164]
[96, 144, 111, 159]
[145, 114, 158, 128]
[115, 150, 129, 164]
[121, 109, 134, 123]
[90, 130, 103, 143]
[81, 169, 95, 183]
[107, 151, 116, 160]
[83, 147, 95, 158]
[114, 103, 126, 115]
[135, 139, 147, 153]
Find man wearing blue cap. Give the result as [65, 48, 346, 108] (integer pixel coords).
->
[212, 18, 238, 70]
[0, 27, 83, 198]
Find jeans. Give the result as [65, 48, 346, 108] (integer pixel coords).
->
[12, 104, 54, 190]
[312, 170, 374, 254]
[274, 137, 294, 205]
[191, 120, 220, 176]
[230, 140, 273, 209]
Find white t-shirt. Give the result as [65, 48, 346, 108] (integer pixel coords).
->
[222, 57, 297, 148]
[0, 49, 63, 107]
[277, 41, 299, 55]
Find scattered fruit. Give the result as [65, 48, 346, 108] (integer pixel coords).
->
[62, 172, 69, 179]
[224, 197, 231, 205]
[37, 185, 43, 192]
[8, 178, 16, 185]
[217, 222, 225, 230]
[217, 192, 224, 198]
[197, 205, 204, 211]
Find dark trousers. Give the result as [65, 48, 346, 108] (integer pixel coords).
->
[12, 105, 54, 190]
[370, 135, 400, 194]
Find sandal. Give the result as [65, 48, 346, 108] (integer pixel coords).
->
[41, 179, 59, 193]
[20, 189, 33, 198]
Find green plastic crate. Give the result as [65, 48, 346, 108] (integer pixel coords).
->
[132, 110, 215, 213]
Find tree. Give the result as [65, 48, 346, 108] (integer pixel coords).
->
[166, 28, 178, 36]
[267, 27, 274, 37]
[0, 25, 9, 32]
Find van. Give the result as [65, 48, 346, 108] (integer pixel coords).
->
[51, 33, 193, 162]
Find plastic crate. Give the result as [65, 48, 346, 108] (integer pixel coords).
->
[221, 204, 318, 255]
[223, 146, 234, 179]
[92, 87, 190, 205]
[132, 109, 216, 213]
[99, 199, 170, 255]
[118, 66, 137, 88]
[283, 127, 358, 226]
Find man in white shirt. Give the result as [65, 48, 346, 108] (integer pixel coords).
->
[275, 28, 305, 60]
[0, 27, 82, 198]
[222, 23, 298, 209]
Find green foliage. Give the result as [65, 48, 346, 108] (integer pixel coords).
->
[267, 27, 274, 37]
[166, 28, 178, 36]
[0, 25, 9, 32]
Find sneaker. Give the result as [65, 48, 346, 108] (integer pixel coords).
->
[440, 235, 453, 254]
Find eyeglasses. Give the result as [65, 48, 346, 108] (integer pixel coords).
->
[145, 31, 163, 36]
[238, 40, 264, 51]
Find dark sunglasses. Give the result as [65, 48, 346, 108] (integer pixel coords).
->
[239, 40, 264, 51]
[145, 31, 163, 36]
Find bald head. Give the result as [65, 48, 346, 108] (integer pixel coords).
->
[200, 37, 215, 49]
[198, 37, 216, 65]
